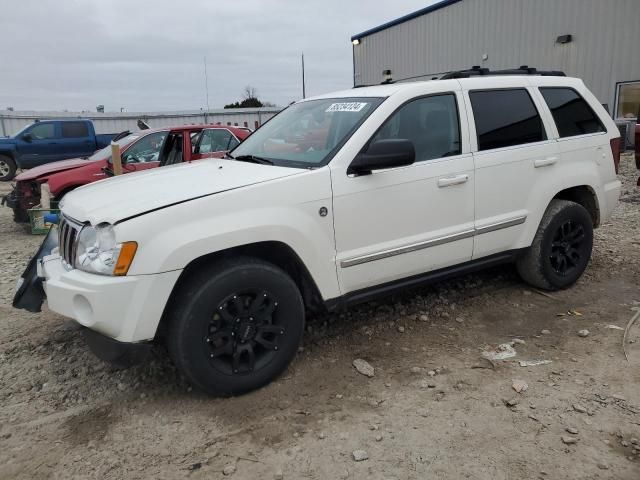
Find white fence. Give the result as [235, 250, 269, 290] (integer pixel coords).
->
[0, 107, 282, 137]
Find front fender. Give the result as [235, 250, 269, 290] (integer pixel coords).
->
[115, 168, 340, 300]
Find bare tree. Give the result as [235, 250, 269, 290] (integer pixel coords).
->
[242, 86, 258, 101]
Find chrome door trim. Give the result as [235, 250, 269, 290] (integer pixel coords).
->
[474, 215, 527, 235]
[340, 215, 527, 268]
[340, 229, 475, 268]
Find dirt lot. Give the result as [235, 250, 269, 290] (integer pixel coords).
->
[1, 156, 639, 480]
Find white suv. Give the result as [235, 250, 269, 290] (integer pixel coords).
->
[15, 69, 622, 395]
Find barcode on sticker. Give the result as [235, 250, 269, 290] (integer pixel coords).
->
[325, 102, 368, 113]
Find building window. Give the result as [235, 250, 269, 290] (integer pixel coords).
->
[469, 89, 546, 151]
[372, 94, 461, 161]
[540, 88, 605, 138]
[616, 81, 640, 119]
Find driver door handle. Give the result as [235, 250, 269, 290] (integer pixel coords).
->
[438, 174, 469, 188]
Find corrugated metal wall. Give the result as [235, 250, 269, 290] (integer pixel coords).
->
[353, 0, 640, 113]
[0, 107, 281, 137]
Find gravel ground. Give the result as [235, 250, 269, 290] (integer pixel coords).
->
[1, 155, 639, 480]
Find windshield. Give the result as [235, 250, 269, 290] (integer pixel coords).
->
[89, 134, 141, 161]
[230, 97, 384, 167]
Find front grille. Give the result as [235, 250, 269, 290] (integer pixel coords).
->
[58, 215, 83, 268]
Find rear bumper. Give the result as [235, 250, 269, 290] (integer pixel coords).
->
[601, 179, 622, 223]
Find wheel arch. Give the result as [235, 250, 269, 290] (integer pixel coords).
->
[552, 185, 600, 228]
[156, 241, 326, 340]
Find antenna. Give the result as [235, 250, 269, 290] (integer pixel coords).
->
[301, 52, 306, 99]
[203, 56, 210, 112]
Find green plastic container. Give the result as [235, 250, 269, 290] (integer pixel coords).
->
[27, 203, 60, 235]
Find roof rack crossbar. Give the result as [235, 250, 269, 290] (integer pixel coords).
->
[440, 65, 566, 79]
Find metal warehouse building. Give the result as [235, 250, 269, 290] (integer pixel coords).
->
[351, 0, 640, 123]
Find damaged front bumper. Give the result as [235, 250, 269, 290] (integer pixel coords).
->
[13, 226, 58, 312]
[12, 228, 159, 367]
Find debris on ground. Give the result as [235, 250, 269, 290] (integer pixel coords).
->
[566, 427, 579, 434]
[561, 436, 579, 445]
[512, 338, 526, 345]
[505, 398, 519, 407]
[572, 404, 588, 413]
[512, 380, 529, 393]
[223, 464, 237, 476]
[352, 359, 375, 378]
[577, 329, 590, 337]
[519, 360, 552, 367]
[481, 343, 517, 361]
[352, 450, 369, 462]
[606, 324, 625, 331]
[623, 307, 640, 361]
[541, 329, 551, 335]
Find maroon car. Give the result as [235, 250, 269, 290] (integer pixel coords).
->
[3, 125, 250, 222]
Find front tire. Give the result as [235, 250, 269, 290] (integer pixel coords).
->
[517, 199, 593, 290]
[166, 257, 305, 396]
[0, 155, 17, 181]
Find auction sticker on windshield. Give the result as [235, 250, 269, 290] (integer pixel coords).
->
[325, 102, 368, 113]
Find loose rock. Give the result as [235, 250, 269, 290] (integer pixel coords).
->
[223, 464, 236, 476]
[512, 380, 528, 393]
[353, 359, 375, 378]
[572, 404, 587, 413]
[541, 329, 551, 335]
[352, 450, 369, 462]
[397, 326, 405, 333]
[577, 329, 590, 338]
[561, 436, 578, 445]
[566, 427, 579, 435]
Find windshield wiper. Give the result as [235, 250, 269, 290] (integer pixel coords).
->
[233, 154, 274, 165]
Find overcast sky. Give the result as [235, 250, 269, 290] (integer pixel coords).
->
[0, 0, 437, 112]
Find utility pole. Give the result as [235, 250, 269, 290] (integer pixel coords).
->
[301, 52, 306, 99]
[204, 56, 211, 119]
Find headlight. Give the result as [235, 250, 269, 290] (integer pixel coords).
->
[75, 223, 137, 276]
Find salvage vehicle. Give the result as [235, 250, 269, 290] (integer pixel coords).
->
[14, 67, 622, 396]
[3, 125, 250, 222]
[0, 119, 117, 181]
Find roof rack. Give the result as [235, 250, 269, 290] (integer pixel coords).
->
[440, 65, 566, 79]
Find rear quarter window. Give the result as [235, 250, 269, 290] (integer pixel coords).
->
[469, 89, 546, 151]
[540, 87, 605, 137]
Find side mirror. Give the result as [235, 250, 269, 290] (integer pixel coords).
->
[22, 133, 32, 142]
[348, 139, 415, 176]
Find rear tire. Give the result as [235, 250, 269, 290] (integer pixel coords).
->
[0, 155, 17, 181]
[517, 199, 593, 291]
[166, 257, 305, 396]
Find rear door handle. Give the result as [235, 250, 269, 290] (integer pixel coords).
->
[437, 174, 469, 187]
[534, 156, 558, 168]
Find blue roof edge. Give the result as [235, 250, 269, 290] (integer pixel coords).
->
[350, 0, 464, 41]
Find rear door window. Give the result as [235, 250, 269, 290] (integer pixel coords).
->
[469, 89, 546, 151]
[61, 122, 89, 138]
[540, 87, 605, 137]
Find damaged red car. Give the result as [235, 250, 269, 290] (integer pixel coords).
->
[3, 125, 250, 222]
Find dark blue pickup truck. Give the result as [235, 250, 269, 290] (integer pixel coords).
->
[0, 119, 116, 181]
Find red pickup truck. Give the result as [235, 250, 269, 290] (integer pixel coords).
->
[3, 125, 250, 222]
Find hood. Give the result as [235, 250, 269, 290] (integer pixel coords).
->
[15, 158, 90, 181]
[61, 158, 304, 225]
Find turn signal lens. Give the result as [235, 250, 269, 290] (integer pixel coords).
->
[114, 242, 138, 276]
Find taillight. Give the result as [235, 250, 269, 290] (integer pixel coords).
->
[610, 137, 621, 174]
